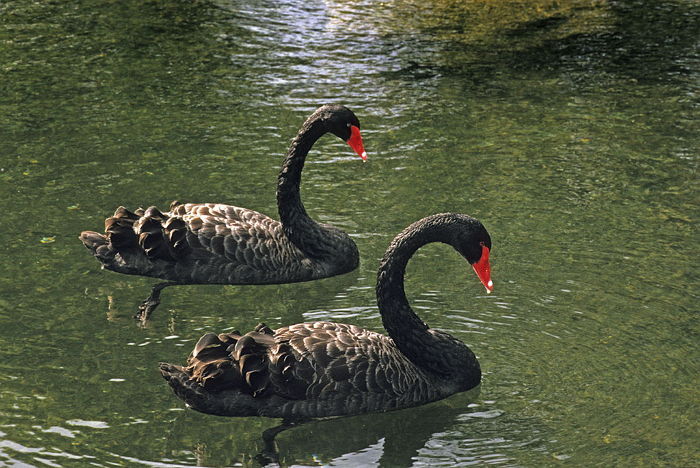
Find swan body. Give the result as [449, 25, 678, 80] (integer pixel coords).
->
[80, 202, 357, 285]
[160, 213, 493, 418]
[79, 105, 367, 319]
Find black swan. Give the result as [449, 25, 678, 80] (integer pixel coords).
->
[160, 213, 493, 418]
[79, 105, 367, 321]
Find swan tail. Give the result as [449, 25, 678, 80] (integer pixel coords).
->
[80, 206, 145, 270]
[184, 324, 276, 396]
[79, 206, 143, 258]
[159, 362, 214, 411]
[130, 206, 191, 261]
[159, 361, 263, 416]
[81, 205, 192, 273]
[160, 323, 278, 415]
[79, 230, 115, 261]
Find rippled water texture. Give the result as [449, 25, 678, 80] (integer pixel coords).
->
[1, 0, 698, 466]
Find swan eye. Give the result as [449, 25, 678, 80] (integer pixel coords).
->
[346, 122, 351, 128]
[479, 241, 485, 247]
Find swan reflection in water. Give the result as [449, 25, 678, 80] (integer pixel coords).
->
[256, 388, 484, 466]
[163, 387, 490, 466]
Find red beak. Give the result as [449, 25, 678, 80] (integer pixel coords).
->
[347, 125, 367, 161]
[472, 244, 493, 293]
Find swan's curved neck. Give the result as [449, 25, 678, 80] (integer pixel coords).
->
[376, 223, 439, 352]
[277, 118, 327, 256]
[376, 219, 479, 382]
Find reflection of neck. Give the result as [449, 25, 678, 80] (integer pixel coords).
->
[277, 118, 327, 257]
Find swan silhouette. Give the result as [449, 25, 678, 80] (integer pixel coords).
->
[79, 105, 367, 320]
[160, 213, 493, 418]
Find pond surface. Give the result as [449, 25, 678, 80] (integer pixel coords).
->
[1, 0, 698, 466]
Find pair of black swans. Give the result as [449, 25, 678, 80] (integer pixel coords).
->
[80, 105, 494, 419]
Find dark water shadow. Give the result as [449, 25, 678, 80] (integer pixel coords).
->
[514, 0, 700, 83]
[377, 0, 699, 90]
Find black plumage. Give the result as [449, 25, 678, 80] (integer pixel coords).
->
[79, 105, 367, 320]
[160, 213, 493, 418]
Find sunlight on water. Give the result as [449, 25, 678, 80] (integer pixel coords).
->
[0, 0, 698, 466]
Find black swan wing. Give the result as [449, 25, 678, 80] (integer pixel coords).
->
[184, 322, 420, 402]
[83, 202, 312, 283]
[171, 203, 306, 272]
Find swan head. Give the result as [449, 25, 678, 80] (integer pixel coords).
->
[315, 104, 367, 161]
[444, 214, 493, 293]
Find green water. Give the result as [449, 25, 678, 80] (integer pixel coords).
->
[1, 0, 698, 466]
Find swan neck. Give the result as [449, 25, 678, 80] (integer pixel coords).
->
[376, 219, 479, 383]
[376, 229, 431, 346]
[277, 118, 326, 249]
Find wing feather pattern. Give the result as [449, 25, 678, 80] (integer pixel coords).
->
[81, 202, 313, 284]
[180, 321, 431, 414]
